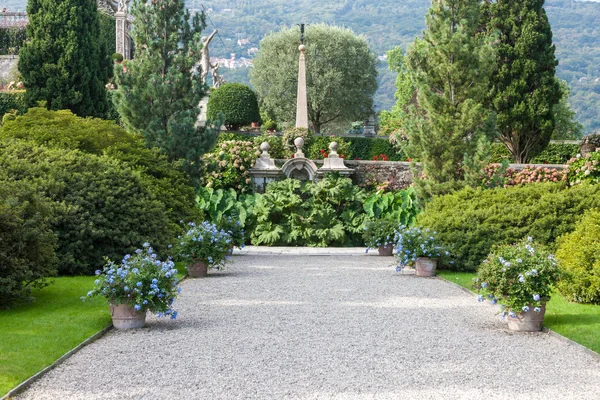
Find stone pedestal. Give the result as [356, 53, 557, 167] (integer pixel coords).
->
[318, 142, 354, 178]
[249, 142, 284, 192]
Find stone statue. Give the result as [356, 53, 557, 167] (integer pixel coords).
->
[201, 29, 218, 85]
[212, 62, 225, 89]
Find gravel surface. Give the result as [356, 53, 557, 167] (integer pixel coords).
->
[16, 255, 600, 400]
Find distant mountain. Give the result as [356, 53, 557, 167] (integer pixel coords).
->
[4, 0, 599, 132]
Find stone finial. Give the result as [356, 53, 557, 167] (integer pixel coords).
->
[294, 137, 305, 158]
[298, 44, 306, 52]
[260, 141, 271, 156]
[329, 142, 339, 157]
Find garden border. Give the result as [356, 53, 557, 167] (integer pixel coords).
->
[437, 275, 600, 362]
[1, 324, 113, 400]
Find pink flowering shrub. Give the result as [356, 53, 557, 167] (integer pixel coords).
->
[567, 152, 600, 185]
[482, 164, 567, 188]
[201, 140, 259, 193]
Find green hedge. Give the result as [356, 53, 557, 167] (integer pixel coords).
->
[418, 183, 600, 271]
[0, 107, 201, 230]
[0, 179, 57, 308]
[0, 91, 27, 117]
[345, 137, 405, 161]
[0, 26, 26, 55]
[556, 209, 600, 304]
[0, 140, 175, 275]
[489, 142, 579, 164]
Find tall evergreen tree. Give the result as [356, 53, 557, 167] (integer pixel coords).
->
[113, 0, 217, 183]
[405, 0, 495, 197]
[19, 0, 111, 118]
[483, 0, 561, 163]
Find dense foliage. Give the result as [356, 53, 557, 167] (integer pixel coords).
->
[0, 91, 27, 118]
[484, 0, 561, 163]
[556, 209, 600, 304]
[113, 0, 218, 183]
[207, 83, 260, 130]
[19, 0, 111, 118]
[0, 26, 26, 55]
[405, 0, 495, 197]
[0, 140, 174, 275]
[489, 142, 579, 165]
[250, 24, 378, 133]
[418, 183, 600, 271]
[0, 108, 201, 228]
[0, 179, 56, 308]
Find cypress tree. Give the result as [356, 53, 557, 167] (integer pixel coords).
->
[405, 0, 495, 197]
[19, 0, 111, 118]
[483, 0, 561, 163]
[113, 0, 218, 183]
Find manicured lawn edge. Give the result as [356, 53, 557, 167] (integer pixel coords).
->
[436, 274, 600, 361]
[0, 325, 112, 400]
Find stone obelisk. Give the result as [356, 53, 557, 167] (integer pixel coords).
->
[295, 25, 308, 129]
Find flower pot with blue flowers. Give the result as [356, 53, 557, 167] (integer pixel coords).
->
[84, 243, 180, 329]
[475, 237, 561, 332]
[394, 226, 446, 277]
[176, 221, 232, 277]
[219, 216, 245, 251]
[363, 218, 398, 256]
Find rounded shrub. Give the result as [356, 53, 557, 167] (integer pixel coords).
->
[556, 209, 600, 304]
[0, 140, 174, 275]
[0, 178, 57, 308]
[207, 83, 260, 130]
[418, 183, 600, 271]
[0, 108, 201, 234]
[201, 140, 258, 193]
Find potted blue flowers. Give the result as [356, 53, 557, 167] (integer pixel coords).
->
[363, 219, 398, 256]
[84, 243, 180, 329]
[176, 221, 232, 277]
[394, 226, 446, 276]
[475, 237, 561, 331]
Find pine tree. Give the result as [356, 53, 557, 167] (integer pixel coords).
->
[483, 0, 561, 163]
[19, 0, 111, 118]
[405, 0, 495, 197]
[113, 0, 217, 183]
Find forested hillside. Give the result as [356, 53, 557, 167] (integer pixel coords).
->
[3, 0, 598, 131]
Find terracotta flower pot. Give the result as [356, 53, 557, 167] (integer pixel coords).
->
[377, 244, 394, 256]
[415, 257, 437, 277]
[110, 303, 146, 329]
[188, 259, 208, 277]
[507, 304, 546, 332]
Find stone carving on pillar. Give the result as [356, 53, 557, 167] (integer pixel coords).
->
[249, 142, 283, 192]
[281, 137, 318, 182]
[115, 0, 131, 60]
[212, 62, 225, 89]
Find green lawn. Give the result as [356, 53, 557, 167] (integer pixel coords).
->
[437, 270, 600, 354]
[0, 277, 112, 398]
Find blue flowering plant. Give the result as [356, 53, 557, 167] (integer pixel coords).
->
[363, 218, 399, 251]
[394, 226, 448, 270]
[219, 216, 245, 249]
[176, 221, 232, 269]
[84, 243, 180, 318]
[475, 237, 561, 318]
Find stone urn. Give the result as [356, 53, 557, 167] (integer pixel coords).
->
[507, 304, 546, 332]
[110, 303, 146, 329]
[188, 259, 209, 277]
[415, 257, 437, 277]
[377, 244, 394, 256]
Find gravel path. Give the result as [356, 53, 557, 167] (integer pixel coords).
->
[16, 254, 600, 400]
